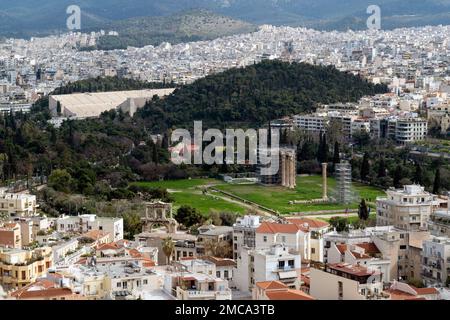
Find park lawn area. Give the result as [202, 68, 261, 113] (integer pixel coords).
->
[215, 175, 386, 214]
[131, 179, 246, 215]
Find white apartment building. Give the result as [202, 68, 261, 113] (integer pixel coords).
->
[164, 272, 231, 300]
[293, 113, 328, 133]
[56, 215, 123, 241]
[255, 221, 310, 261]
[0, 189, 37, 217]
[309, 263, 388, 300]
[61, 258, 160, 300]
[376, 185, 438, 231]
[422, 236, 450, 287]
[370, 117, 428, 143]
[394, 118, 428, 144]
[232, 215, 261, 260]
[235, 244, 301, 294]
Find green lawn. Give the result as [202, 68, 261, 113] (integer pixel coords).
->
[131, 175, 385, 216]
[131, 179, 246, 215]
[215, 175, 385, 214]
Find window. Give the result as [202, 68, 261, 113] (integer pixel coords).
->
[311, 248, 315, 254]
[278, 261, 285, 269]
[216, 271, 221, 278]
[224, 270, 229, 279]
[338, 281, 343, 300]
[117, 283, 121, 287]
[143, 280, 148, 285]
[263, 236, 267, 242]
[400, 245, 407, 250]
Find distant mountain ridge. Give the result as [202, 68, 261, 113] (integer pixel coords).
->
[0, 0, 450, 38]
[89, 10, 257, 50]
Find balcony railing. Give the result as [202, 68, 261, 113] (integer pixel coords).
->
[185, 289, 231, 299]
[277, 265, 295, 272]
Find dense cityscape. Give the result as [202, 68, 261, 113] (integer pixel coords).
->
[1, 4, 450, 303]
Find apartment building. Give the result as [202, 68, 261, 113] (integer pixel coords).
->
[235, 244, 301, 294]
[0, 222, 21, 249]
[287, 218, 330, 262]
[309, 263, 389, 300]
[196, 225, 233, 257]
[370, 117, 428, 143]
[56, 215, 123, 242]
[326, 242, 391, 282]
[294, 112, 358, 139]
[135, 230, 197, 264]
[61, 256, 159, 300]
[255, 221, 310, 261]
[427, 100, 450, 134]
[0, 247, 53, 289]
[164, 272, 232, 300]
[324, 226, 429, 282]
[376, 185, 438, 231]
[421, 236, 450, 287]
[429, 208, 450, 238]
[395, 118, 428, 144]
[232, 215, 261, 260]
[203, 256, 236, 284]
[293, 113, 328, 133]
[0, 189, 37, 217]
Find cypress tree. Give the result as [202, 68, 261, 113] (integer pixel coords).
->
[393, 165, 402, 188]
[358, 199, 369, 220]
[433, 168, 441, 194]
[333, 141, 340, 164]
[413, 162, 424, 185]
[377, 158, 387, 178]
[360, 153, 370, 181]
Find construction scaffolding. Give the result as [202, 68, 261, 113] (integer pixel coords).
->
[335, 161, 353, 204]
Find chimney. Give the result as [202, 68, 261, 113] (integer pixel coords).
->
[322, 163, 328, 201]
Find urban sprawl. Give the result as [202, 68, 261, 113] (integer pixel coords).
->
[0, 24, 450, 300]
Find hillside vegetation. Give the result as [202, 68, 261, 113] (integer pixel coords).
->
[136, 60, 389, 131]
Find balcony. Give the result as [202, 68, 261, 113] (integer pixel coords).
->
[277, 265, 296, 272]
[421, 271, 434, 279]
[184, 289, 232, 300]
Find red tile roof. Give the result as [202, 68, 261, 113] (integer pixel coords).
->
[256, 281, 287, 290]
[265, 289, 315, 300]
[413, 287, 439, 295]
[12, 288, 75, 299]
[350, 251, 371, 259]
[328, 263, 379, 277]
[287, 218, 330, 230]
[256, 222, 300, 234]
[355, 243, 381, 255]
[335, 244, 347, 254]
[96, 242, 121, 251]
[203, 256, 236, 267]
